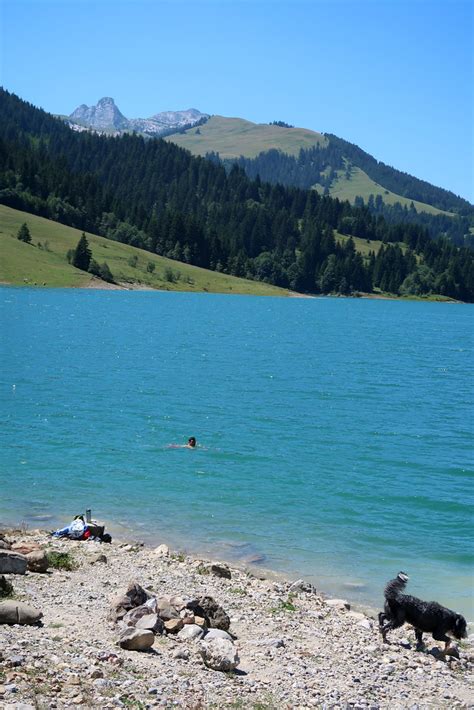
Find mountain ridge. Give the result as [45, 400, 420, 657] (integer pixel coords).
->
[68, 97, 208, 136]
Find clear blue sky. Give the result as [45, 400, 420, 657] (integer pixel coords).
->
[1, 0, 472, 201]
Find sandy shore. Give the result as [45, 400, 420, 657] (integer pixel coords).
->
[0, 529, 472, 709]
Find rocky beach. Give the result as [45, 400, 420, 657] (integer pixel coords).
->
[0, 528, 472, 710]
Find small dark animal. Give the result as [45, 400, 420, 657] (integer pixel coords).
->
[379, 572, 467, 657]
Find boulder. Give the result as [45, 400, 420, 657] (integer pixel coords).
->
[187, 596, 230, 631]
[0, 601, 43, 625]
[199, 638, 239, 672]
[109, 581, 153, 622]
[122, 604, 154, 627]
[135, 613, 164, 634]
[0, 540, 11, 550]
[26, 550, 49, 573]
[177, 624, 204, 641]
[117, 627, 154, 651]
[204, 628, 233, 641]
[0, 551, 27, 575]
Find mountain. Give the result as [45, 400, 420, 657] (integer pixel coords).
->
[68, 97, 208, 137]
[165, 115, 474, 242]
[1, 88, 473, 301]
[69, 97, 129, 131]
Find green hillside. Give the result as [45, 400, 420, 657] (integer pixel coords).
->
[0, 205, 290, 297]
[315, 166, 450, 216]
[166, 116, 468, 220]
[166, 115, 327, 159]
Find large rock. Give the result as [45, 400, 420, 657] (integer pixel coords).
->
[109, 581, 153, 622]
[204, 628, 233, 641]
[177, 624, 204, 641]
[199, 638, 239, 672]
[26, 550, 49, 573]
[0, 601, 43, 625]
[0, 551, 27, 575]
[122, 604, 154, 627]
[135, 613, 164, 634]
[187, 596, 230, 631]
[118, 627, 154, 651]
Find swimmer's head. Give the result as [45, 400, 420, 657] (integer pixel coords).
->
[188, 437, 196, 447]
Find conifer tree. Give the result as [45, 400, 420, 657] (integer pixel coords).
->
[17, 222, 32, 243]
[72, 233, 92, 271]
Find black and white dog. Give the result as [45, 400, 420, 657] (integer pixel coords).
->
[379, 572, 467, 656]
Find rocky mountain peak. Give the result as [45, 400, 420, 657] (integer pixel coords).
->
[69, 97, 129, 131]
[68, 98, 209, 136]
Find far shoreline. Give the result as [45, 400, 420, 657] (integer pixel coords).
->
[0, 280, 465, 303]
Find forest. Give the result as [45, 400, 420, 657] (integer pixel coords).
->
[0, 88, 473, 301]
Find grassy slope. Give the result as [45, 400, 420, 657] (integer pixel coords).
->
[314, 166, 451, 216]
[0, 205, 289, 296]
[167, 117, 450, 217]
[165, 115, 327, 158]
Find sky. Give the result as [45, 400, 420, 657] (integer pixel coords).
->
[1, 0, 472, 202]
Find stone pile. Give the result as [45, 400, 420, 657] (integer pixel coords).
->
[110, 581, 240, 670]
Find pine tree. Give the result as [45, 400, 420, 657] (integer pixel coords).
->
[17, 222, 32, 243]
[72, 233, 92, 271]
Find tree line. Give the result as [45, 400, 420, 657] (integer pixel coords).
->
[0, 88, 473, 301]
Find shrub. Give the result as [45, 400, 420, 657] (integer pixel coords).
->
[46, 551, 77, 571]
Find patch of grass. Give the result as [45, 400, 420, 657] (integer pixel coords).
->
[0, 204, 290, 297]
[229, 587, 248, 596]
[46, 550, 78, 571]
[196, 564, 210, 575]
[270, 594, 297, 613]
[170, 552, 186, 563]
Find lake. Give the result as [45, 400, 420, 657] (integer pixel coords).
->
[1, 287, 473, 620]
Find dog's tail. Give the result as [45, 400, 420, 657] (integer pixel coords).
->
[384, 571, 409, 601]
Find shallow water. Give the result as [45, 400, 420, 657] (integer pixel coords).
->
[1, 288, 473, 618]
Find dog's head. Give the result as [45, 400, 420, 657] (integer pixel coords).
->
[453, 614, 467, 640]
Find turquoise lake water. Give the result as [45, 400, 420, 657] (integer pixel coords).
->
[1, 288, 473, 619]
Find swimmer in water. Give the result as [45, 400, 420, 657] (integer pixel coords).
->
[186, 437, 197, 448]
